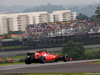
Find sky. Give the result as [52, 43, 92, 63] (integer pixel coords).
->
[0, 0, 100, 6]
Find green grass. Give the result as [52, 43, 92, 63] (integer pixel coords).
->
[3, 73, 100, 75]
[0, 62, 25, 66]
[85, 48, 100, 59]
[2, 73, 85, 75]
[93, 60, 100, 64]
[85, 48, 100, 55]
[7, 55, 27, 60]
[0, 45, 24, 50]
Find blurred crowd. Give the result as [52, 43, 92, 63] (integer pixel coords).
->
[26, 19, 100, 38]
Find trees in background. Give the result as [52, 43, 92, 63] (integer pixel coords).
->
[8, 31, 25, 34]
[62, 41, 85, 60]
[95, 6, 100, 20]
[76, 13, 89, 20]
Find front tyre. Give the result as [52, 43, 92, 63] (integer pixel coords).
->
[25, 57, 31, 64]
[62, 54, 68, 62]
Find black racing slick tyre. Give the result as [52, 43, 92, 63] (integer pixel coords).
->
[62, 54, 68, 62]
[32, 58, 38, 63]
[25, 57, 31, 64]
[39, 56, 46, 63]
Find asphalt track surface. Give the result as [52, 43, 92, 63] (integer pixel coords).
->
[0, 59, 100, 73]
[0, 44, 100, 57]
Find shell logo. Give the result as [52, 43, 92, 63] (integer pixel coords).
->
[51, 57, 53, 59]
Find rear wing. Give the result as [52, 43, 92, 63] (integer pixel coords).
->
[27, 52, 35, 56]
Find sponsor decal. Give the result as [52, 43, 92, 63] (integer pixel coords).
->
[51, 57, 53, 59]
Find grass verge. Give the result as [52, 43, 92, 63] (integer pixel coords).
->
[3, 73, 100, 75]
[92, 60, 100, 64]
[7, 55, 27, 60]
[85, 48, 100, 59]
[0, 45, 24, 50]
[0, 62, 25, 66]
[85, 48, 100, 55]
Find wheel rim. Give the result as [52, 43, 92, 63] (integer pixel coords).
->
[42, 57, 46, 62]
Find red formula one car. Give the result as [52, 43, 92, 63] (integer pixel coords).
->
[25, 50, 72, 64]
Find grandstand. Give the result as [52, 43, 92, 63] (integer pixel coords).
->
[23, 19, 100, 47]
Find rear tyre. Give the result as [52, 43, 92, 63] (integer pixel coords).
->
[62, 54, 68, 62]
[39, 56, 46, 63]
[25, 57, 31, 64]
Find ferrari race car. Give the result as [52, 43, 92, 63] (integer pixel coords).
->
[25, 50, 72, 64]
